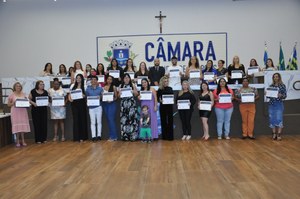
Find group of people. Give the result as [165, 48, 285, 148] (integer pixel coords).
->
[7, 56, 286, 147]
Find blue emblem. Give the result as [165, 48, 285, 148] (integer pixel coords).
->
[109, 39, 133, 67]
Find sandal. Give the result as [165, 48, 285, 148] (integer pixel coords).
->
[272, 133, 277, 140]
[277, 133, 282, 141]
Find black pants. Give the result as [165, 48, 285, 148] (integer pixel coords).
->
[160, 105, 173, 140]
[71, 99, 88, 141]
[31, 107, 48, 143]
[178, 109, 193, 136]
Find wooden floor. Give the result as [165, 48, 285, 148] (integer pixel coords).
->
[0, 136, 300, 199]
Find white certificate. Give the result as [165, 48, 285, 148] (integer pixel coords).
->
[109, 70, 120, 78]
[102, 92, 114, 102]
[199, 101, 212, 111]
[36, 96, 49, 107]
[63, 88, 70, 93]
[140, 91, 152, 100]
[247, 67, 259, 75]
[219, 94, 232, 103]
[15, 98, 30, 108]
[241, 93, 255, 103]
[70, 90, 83, 100]
[61, 77, 71, 85]
[125, 72, 135, 80]
[204, 72, 215, 81]
[169, 69, 180, 77]
[87, 96, 100, 107]
[177, 100, 190, 110]
[189, 70, 201, 78]
[120, 88, 133, 98]
[97, 75, 105, 83]
[137, 76, 149, 85]
[266, 87, 279, 98]
[231, 70, 243, 79]
[162, 95, 174, 105]
[216, 75, 228, 83]
[52, 97, 65, 106]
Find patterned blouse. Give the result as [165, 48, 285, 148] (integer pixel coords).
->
[268, 83, 287, 105]
[235, 86, 258, 103]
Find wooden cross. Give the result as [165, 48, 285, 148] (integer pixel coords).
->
[155, 11, 166, 34]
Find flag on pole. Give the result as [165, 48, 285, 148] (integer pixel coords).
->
[278, 43, 285, 70]
[287, 43, 298, 70]
[263, 42, 268, 66]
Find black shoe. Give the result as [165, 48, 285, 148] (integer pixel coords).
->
[241, 136, 247, 139]
[92, 137, 97, 142]
[248, 136, 256, 140]
[97, 136, 101, 141]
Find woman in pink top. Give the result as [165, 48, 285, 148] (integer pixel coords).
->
[213, 78, 234, 140]
[7, 82, 31, 147]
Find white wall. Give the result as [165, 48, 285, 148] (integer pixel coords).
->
[0, 0, 300, 78]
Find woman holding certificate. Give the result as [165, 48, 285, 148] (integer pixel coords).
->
[227, 56, 245, 84]
[39, 62, 54, 77]
[119, 73, 139, 141]
[139, 78, 158, 139]
[213, 78, 234, 140]
[234, 78, 259, 139]
[102, 75, 118, 141]
[176, 81, 196, 140]
[106, 58, 124, 87]
[29, 80, 49, 144]
[185, 56, 201, 86]
[266, 73, 286, 140]
[134, 62, 150, 87]
[68, 74, 88, 142]
[96, 63, 106, 87]
[7, 82, 30, 147]
[48, 78, 66, 142]
[202, 60, 217, 85]
[157, 76, 174, 140]
[198, 82, 214, 141]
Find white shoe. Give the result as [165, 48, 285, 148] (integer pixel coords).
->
[186, 135, 191, 140]
[182, 135, 187, 140]
[218, 136, 222, 140]
[225, 136, 231, 140]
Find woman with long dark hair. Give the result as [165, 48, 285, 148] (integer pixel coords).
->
[119, 73, 139, 141]
[213, 78, 234, 139]
[185, 56, 201, 85]
[40, 63, 53, 76]
[68, 74, 88, 142]
[106, 58, 124, 87]
[102, 75, 118, 141]
[198, 82, 214, 140]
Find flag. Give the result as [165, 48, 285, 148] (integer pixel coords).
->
[263, 42, 268, 65]
[287, 44, 298, 70]
[278, 43, 285, 70]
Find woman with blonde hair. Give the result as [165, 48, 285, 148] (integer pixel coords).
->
[157, 76, 174, 140]
[7, 82, 31, 147]
[227, 56, 245, 84]
[176, 80, 196, 140]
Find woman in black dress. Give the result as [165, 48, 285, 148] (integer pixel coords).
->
[198, 82, 214, 141]
[68, 74, 88, 142]
[157, 76, 174, 140]
[28, 80, 48, 144]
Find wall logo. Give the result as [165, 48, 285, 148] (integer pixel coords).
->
[103, 39, 138, 67]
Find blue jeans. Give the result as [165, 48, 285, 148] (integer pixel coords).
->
[215, 107, 233, 137]
[102, 101, 118, 139]
[268, 101, 284, 128]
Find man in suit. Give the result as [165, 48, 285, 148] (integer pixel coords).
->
[149, 58, 165, 86]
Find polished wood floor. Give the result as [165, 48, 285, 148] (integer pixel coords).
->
[0, 136, 300, 199]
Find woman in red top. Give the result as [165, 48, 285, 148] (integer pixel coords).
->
[213, 78, 234, 140]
